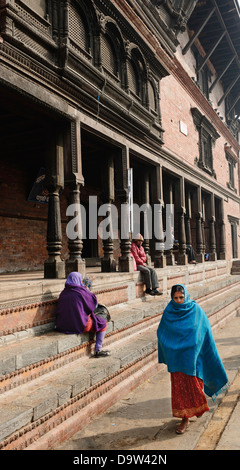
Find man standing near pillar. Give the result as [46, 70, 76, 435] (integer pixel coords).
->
[131, 234, 162, 296]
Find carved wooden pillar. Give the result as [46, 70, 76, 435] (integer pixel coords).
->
[177, 177, 188, 265]
[101, 155, 116, 272]
[202, 198, 206, 255]
[142, 171, 151, 265]
[195, 186, 205, 263]
[66, 181, 85, 277]
[219, 199, 226, 260]
[44, 130, 65, 279]
[64, 119, 86, 277]
[166, 182, 175, 265]
[154, 165, 166, 268]
[185, 189, 192, 246]
[209, 193, 217, 261]
[118, 147, 134, 272]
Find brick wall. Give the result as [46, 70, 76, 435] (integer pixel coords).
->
[0, 158, 68, 273]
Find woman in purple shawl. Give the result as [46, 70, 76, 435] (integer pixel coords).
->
[56, 272, 110, 357]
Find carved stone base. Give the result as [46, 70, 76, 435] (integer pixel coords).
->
[154, 255, 166, 268]
[196, 253, 205, 263]
[44, 259, 65, 279]
[65, 258, 86, 278]
[166, 252, 175, 265]
[220, 252, 226, 260]
[209, 252, 217, 261]
[177, 254, 188, 265]
[101, 257, 117, 272]
[118, 256, 134, 272]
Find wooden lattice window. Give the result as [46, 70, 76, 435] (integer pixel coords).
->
[101, 35, 118, 78]
[127, 59, 139, 97]
[148, 81, 156, 112]
[69, 2, 88, 52]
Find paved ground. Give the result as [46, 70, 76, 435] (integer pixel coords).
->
[55, 315, 240, 452]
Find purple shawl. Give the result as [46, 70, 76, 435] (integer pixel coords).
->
[56, 272, 106, 334]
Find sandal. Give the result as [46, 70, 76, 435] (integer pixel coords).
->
[176, 419, 189, 434]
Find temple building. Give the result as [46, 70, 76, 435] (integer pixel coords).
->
[0, 0, 239, 277]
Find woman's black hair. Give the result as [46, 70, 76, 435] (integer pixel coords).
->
[171, 285, 185, 296]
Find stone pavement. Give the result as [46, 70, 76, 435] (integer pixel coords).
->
[55, 315, 240, 452]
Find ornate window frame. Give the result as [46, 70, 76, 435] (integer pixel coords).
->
[191, 107, 220, 178]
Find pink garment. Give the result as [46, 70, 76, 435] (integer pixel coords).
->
[131, 242, 147, 268]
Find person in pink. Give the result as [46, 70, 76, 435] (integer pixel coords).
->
[131, 234, 162, 296]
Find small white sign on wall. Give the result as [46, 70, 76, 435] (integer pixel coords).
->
[179, 120, 188, 136]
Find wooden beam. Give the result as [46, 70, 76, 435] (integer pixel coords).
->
[209, 55, 236, 92]
[218, 74, 240, 106]
[227, 93, 240, 117]
[182, 6, 216, 55]
[196, 31, 226, 74]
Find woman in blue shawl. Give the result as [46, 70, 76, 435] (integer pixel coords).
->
[157, 284, 229, 434]
[56, 272, 110, 357]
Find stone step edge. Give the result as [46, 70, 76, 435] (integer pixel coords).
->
[0, 274, 239, 338]
[0, 349, 160, 450]
[1, 280, 240, 394]
[1, 273, 238, 342]
[0, 311, 162, 394]
[1, 297, 239, 450]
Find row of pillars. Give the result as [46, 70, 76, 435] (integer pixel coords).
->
[43, 126, 226, 279]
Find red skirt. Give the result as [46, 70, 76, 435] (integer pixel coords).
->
[171, 372, 209, 419]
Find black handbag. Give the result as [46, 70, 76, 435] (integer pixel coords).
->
[94, 304, 111, 322]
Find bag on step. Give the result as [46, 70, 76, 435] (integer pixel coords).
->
[94, 304, 111, 322]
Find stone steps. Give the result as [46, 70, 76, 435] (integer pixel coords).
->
[0, 274, 239, 394]
[0, 273, 239, 449]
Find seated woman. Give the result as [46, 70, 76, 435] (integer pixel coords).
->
[131, 233, 162, 296]
[55, 272, 110, 357]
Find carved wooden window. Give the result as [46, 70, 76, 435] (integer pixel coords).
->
[68, 2, 90, 56]
[226, 152, 236, 192]
[127, 59, 140, 98]
[191, 107, 219, 178]
[148, 81, 157, 112]
[101, 35, 119, 81]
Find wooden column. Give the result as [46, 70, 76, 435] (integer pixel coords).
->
[101, 155, 117, 272]
[209, 193, 217, 261]
[154, 165, 166, 268]
[142, 171, 151, 265]
[219, 199, 226, 260]
[195, 186, 205, 263]
[166, 182, 175, 265]
[185, 189, 192, 246]
[177, 177, 188, 265]
[44, 129, 65, 279]
[118, 147, 134, 272]
[64, 119, 86, 277]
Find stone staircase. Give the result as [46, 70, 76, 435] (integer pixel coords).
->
[0, 265, 240, 450]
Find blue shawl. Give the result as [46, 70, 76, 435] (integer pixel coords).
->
[157, 285, 229, 400]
